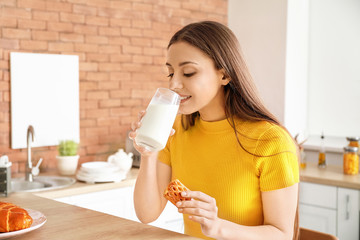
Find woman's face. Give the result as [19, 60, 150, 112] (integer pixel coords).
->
[166, 41, 229, 121]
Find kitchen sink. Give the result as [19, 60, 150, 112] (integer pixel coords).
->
[11, 176, 76, 192]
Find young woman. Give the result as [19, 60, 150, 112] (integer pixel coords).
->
[129, 21, 299, 240]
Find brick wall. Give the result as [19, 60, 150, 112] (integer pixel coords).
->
[0, 0, 227, 174]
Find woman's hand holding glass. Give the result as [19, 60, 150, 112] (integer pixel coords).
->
[176, 191, 222, 238]
[129, 110, 175, 156]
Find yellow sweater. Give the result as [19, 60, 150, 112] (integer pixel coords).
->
[158, 116, 299, 239]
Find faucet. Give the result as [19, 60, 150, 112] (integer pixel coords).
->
[26, 125, 34, 182]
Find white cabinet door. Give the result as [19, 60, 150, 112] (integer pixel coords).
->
[337, 187, 359, 240]
[55, 187, 184, 233]
[299, 204, 337, 236]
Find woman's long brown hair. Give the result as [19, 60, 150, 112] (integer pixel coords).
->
[168, 21, 299, 240]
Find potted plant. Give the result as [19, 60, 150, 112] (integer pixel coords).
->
[56, 140, 79, 175]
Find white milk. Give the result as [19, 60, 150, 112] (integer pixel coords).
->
[135, 103, 179, 152]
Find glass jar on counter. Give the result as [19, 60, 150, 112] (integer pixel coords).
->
[346, 137, 360, 147]
[343, 146, 359, 175]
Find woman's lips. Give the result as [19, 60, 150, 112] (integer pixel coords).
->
[180, 95, 191, 103]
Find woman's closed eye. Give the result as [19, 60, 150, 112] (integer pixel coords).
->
[184, 72, 195, 77]
[167, 73, 174, 78]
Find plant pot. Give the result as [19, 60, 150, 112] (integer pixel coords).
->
[56, 155, 79, 175]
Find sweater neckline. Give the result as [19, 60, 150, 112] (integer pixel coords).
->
[197, 117, 234, 133]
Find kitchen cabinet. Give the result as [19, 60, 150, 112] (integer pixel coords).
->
[299, 182, 359, 240]
[55, 186, 184, 234]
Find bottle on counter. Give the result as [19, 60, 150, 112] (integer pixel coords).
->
[346, 137, 360, 148]
[343, 146, 359, 175]
[318, 133, 326, 168]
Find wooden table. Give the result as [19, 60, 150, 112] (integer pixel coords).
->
[1, 193, 200, 240]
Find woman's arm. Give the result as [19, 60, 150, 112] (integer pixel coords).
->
[133, 156, 171, 223]
[130, 110, 172, 224]
[177, 183, 298, 240]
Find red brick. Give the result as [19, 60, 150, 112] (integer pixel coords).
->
[131, 20, 152, 29]
[0, 0, 16, 7]
[86, 53, 109, 62]
[110, 72, 131, 81]
[85, 16, 109, 26]
[132, 2, 152, 12]
[80, 82, 98, 91]
[87, 72, 109, 81]
[131, 37, 152, 47]
[60, 12, 85, 24]
[73, 24, 97, 35]
[99, 27, 120, 36]
[73, 4, 97, 16]
[144, 47, 163, 56]
[0, 60, 9, 69]
[85, 143, 110, 154]
[33, 10, 59, 21]
[48, 42, 74, 52]
[108, 37, 130, 46]
[110, 54, 132, 63]
[110, 107, 131, 117]
[110, 1, 131, 10]
[99, 99, 121, 108]
[98, 81, 119, 90]
[98, 63, 120, 72]
[85, 35, 108, 44]
[20, 40, 47, 50]
[75, 43, 99, 53]
[133, 55, 153, 64]
[163, 0, 181, 8]
[0, 17, 17, 27]
[0, 81, 9, 91]
[86, 108, 109, 118]
[122, 45, 142, 55]
[98, 45, 121, 54]
[48, 22, 73, 32]
[1, 7, 31, 19]
[110, 89, 131, 99]
[17, 0, 46, 10]
[80, 119, 97, 127]
[60, 33, 84, 43]
[121, 27, 142, 37]
[110, 19, 131, 28]
[18, 19, 46, 30]
[85, 127, 109, 137]
[46, 1, 72, 12]
[32, 30, 59, 41]
[2, 28, 31, 39]
[79, 62, 98, 71]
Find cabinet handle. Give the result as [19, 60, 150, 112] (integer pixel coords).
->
[345, 194, 350, 220]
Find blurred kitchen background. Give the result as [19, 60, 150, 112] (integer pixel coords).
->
[0, 0, 359, 173]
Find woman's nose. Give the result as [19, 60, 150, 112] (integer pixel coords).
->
[169, 74, 183, 90]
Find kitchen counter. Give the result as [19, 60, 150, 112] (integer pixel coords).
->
[300, 162, 360, 189]
[1, 169, 200, 240]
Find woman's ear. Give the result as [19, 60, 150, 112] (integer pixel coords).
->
[219, 69, 230, 86]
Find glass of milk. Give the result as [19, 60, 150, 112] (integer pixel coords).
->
[135, 88, 180, 152]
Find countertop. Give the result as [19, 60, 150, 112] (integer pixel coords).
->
[300, 162, 360, 190]
[1, 168, 200, 240]
[2, 162, 359, 239]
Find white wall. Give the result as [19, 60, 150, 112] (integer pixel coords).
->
[229, 0, 360, 140]
[228, 0, 288, 123]
[307, 0, 360, 137]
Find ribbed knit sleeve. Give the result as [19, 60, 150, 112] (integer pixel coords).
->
[253, 125, 299, 192]
[157, 115, 182, 166]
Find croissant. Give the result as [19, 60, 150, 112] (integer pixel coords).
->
[164, 179, 191, 206]
[0, 202, 33, 232]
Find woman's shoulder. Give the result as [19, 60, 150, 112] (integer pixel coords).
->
[239, 120, 296, 153]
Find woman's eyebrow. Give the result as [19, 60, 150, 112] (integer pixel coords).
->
[166, 61, 198, 67]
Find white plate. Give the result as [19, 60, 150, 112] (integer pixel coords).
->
[0, 208, 47, 239]
[76, 170, 126, 184]
[80, 161, 119, 174]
